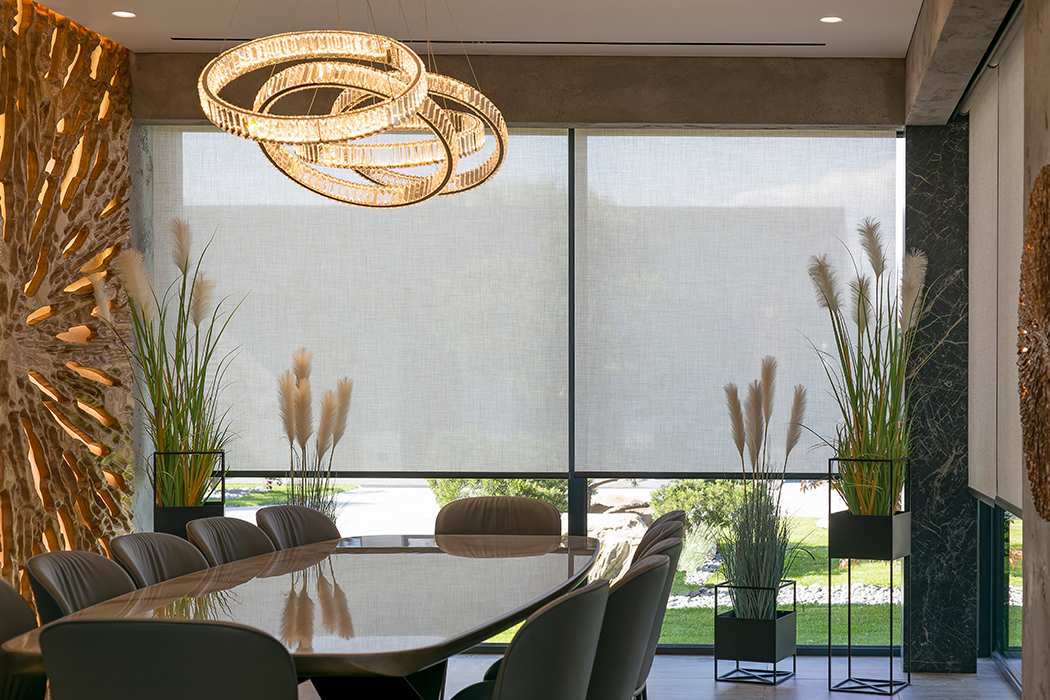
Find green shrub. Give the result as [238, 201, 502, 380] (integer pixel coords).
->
[651, 479, 745, 531]
[426, 478, 568, 512]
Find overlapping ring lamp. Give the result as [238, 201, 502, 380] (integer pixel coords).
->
[197, 31, 507, 208]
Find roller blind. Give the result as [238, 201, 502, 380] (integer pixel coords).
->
[150, 127, 570, 474]
[574, 130, 899, 475]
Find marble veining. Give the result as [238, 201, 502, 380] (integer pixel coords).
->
[904, 120, 977, 674]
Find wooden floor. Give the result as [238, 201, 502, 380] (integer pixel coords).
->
[440, 654, 1017, 699]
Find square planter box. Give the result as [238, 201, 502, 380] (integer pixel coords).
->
[714, 609, 796, 664]
[828, 510, 911, 561]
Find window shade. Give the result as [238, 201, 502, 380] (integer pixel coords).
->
[150, 127, 569, 474]
[574, 130, 899, 475]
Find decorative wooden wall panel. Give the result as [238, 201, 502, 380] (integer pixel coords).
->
[0, 0, 134, 598]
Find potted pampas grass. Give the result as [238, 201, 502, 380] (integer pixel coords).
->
[277, 349, 353, 521]
[714, 357, 805, 685]
[808, 218, 926, 559]
[109, 219, 239, 537]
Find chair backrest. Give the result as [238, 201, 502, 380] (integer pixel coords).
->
[256, 505, 341, 550]
[186, 517, 276, 567]
[0, 579, 45, 700]
[111, 532, 211, 588]
[585, 555, 670, 700]
[632, 538, 683, 697]
[26, 551, 136, 625]
[40, 619, 298, 700]
[632, 520, 684, 563]
[435, 496, 561, 536]
[649, 510, 686, 529]
[491, 579, 609, 700]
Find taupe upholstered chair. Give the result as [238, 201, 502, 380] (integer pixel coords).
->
[186, 517, 276, 567]
[26, 551, 135, 625]
[256, 505, 341, 550]
[632, 538, 683, 700]
[435, 496, 561, 536]
[40, 619, 298, 700]
[451, 579, 609, 700]
[111, 532, 211, 588]
[0, 580, 45, 700]
[632, 520, 684, 564]
[586, 555, 670, 700]
[649, 510, 686, 529]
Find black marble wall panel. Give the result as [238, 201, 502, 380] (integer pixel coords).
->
[905, 119, 977, 673]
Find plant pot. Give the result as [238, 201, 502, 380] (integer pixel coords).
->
[714, 609, 796, 664]
[153, 503, 224, 539]
[828, 510, 911, 560]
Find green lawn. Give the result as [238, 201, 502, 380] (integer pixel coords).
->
[225, 484, 356, 507]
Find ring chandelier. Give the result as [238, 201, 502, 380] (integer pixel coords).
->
[197, 31, 508, 208]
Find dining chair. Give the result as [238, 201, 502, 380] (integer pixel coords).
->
[632, 538, 683, 700]
[40, 618, 298, 700]
[435, 496, 561, 536]
[25, 551, 135, 625]
[585, 554, 670, 700]
[631, 520, 684, 564]
[110, 531, 211, 588]
[648, 510, 686, 529]
[256, 504, 341, 550]
[451, 578, 609, 700]
[0, 579, 46, 700]
[185, 516, 276, 566]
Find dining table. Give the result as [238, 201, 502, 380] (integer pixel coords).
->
[3, 533, 599, 700]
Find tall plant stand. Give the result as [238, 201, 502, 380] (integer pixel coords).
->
[713, 580, 797, 685]
[827, 457, 911, 696]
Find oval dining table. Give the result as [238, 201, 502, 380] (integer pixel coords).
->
[3, 533, 599, 700]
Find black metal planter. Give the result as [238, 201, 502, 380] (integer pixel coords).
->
[713, 580, 797, 685]
[152, 451, 226, 539]
[828, 458, 911, 696]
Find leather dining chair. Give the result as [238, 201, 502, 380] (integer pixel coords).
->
[110, 532, 210, 588]
[585, 555, 670, 700]
[451, 579, 609, 700]
[0, 580, 46, 700]
[256, 504, 341, 550]
[26, 551, 135, 625]
[632, 520, 684, 564]
[631, 538, 683, 700]
[40, 619, 298, 700]
[186, 516, 276, 567]
[435, 496, 561, 536]
[648, 509, 686, 530]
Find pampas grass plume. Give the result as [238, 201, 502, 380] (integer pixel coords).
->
[170, 218, 192, 275]
[295, 379, 313, 453]
[293, 348, 313, 385]
[279, 588, 299, 647]
[317, 571, 337, 634]
[332, 580, 355, 638]
[316, 391, 336, 461]
[332, 378, 353, 448]
[744, 380, 763, 470]
[851, 275, 872, 332]
[760, 355, 777, 428]
[296, 586, 315, 652]
[191, 274, 216, 328]
[89, 273, 111, 323]
[724, 383, 745, 462]
[785, 385, 807, 462]
[113, 249, 157, 322]
[808, 254, 841, 313]
[859, 218, 886, 279]
[278, 371, 297, 444]
[901, 250, 929, 330]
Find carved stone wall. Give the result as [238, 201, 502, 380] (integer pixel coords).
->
[0, 0, 134, 599]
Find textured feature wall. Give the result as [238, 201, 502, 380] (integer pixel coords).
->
[0, 0, 134, 598]
[905, 119, 976, 672]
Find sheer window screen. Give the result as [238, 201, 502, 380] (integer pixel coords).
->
[574, 131, 898, 475]
[150, 127, 569, 475]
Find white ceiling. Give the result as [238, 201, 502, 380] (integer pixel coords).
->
[42, 0, 925, 57]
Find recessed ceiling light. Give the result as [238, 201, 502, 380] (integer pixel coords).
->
[820, 16, 843, 23]
[111, 10, 136, 18]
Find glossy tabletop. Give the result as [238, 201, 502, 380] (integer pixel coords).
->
[4, 534, 598, 678]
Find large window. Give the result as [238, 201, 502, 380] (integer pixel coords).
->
[145, 127, 898, 482]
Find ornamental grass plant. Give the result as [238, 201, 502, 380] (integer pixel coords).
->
[108, 219, 239, 507]
[807, 218, 928, 516]
[720, 356, 806, 620]
[277, 349, 353, 521]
